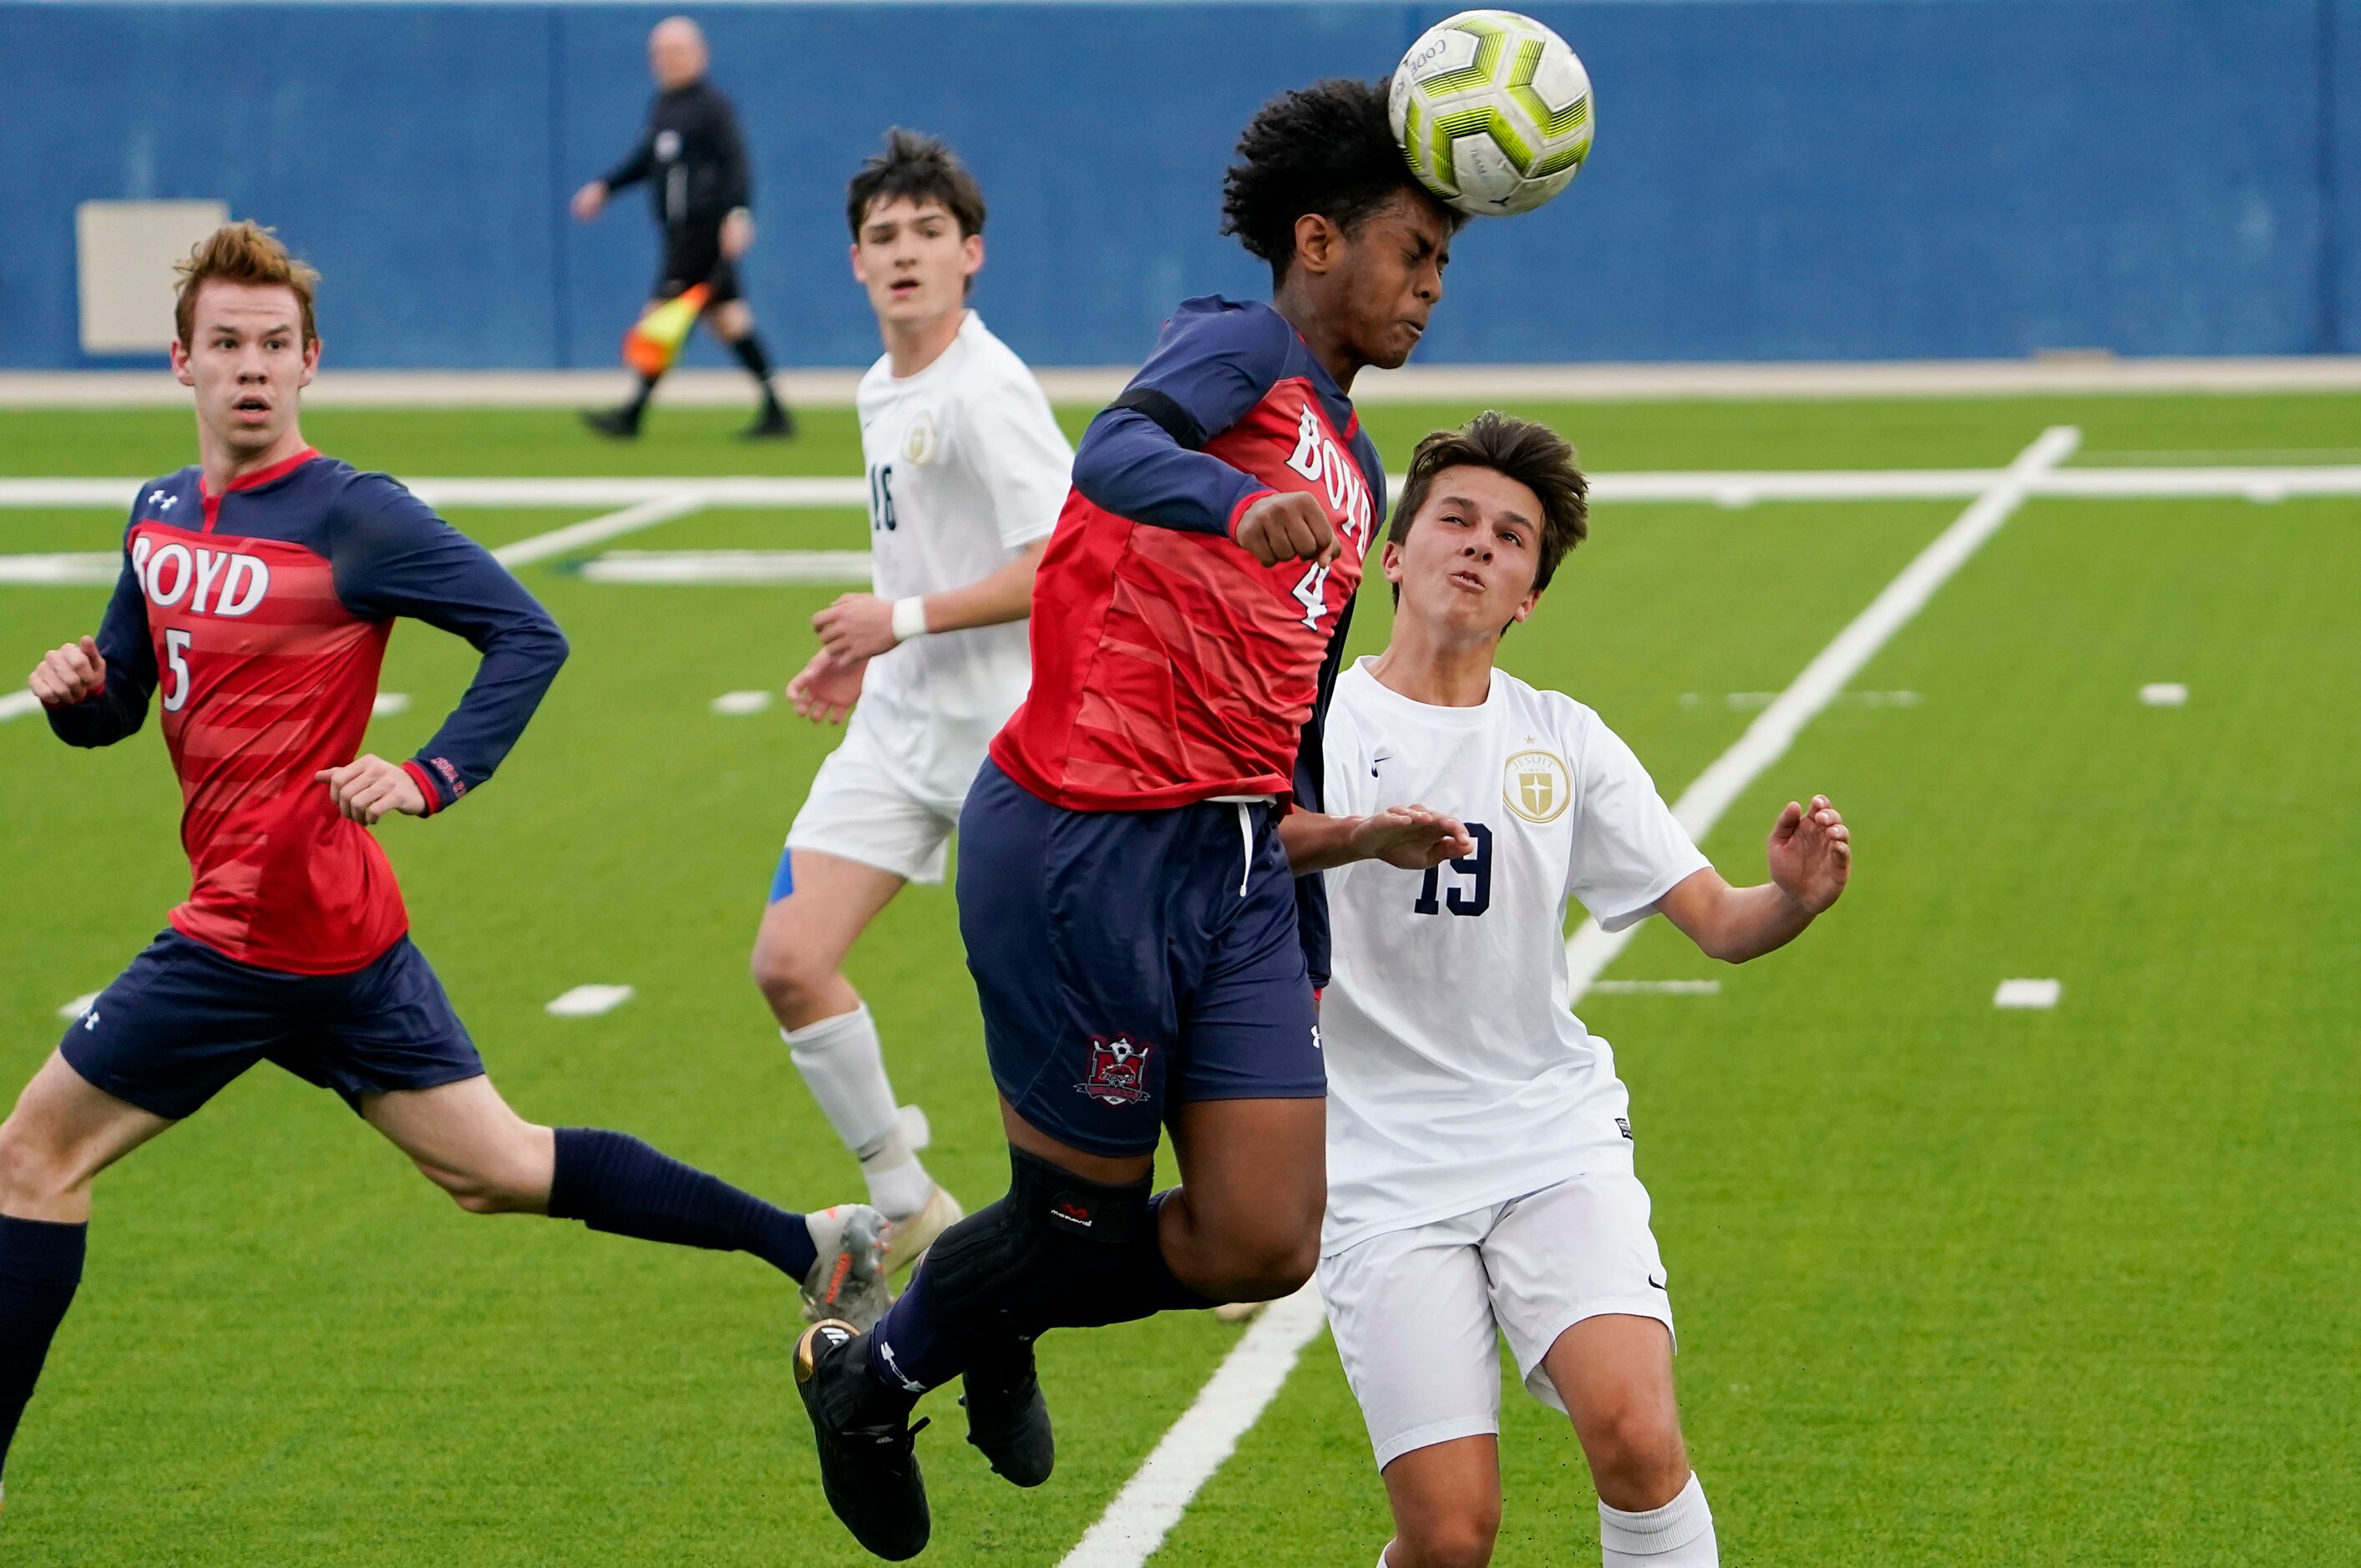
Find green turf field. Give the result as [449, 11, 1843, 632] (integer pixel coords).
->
[2, 395, 2355, 1565]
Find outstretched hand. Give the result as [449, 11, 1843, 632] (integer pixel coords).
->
[786, 648, 864, 725]
[1351, 804, 1475, 871]
[317, 756, 429, 825]
[1767, 795, 1850, 913]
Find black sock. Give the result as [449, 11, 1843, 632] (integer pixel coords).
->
[625, 372, 660, 417]
[547, 1128, 816, 1280]
[0, 1216, 87, 1479]
[729, 334, 780, 406]
[864, 1151, 1213, 1396]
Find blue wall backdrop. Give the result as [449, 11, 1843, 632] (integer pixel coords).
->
[2, 0, 2354, 368]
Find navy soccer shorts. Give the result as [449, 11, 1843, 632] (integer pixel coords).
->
[59, 929, 484, 1120]
[955, 758, 1324, 1160]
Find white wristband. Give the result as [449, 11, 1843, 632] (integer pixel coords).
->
[890, 596, 930, 643]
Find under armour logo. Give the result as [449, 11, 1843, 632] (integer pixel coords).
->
[147, 489, 177, 511]
[876, 1338, 926, 1395]
[83, 1009, 99, 1031]
[1310, 1024, 1322, 1052]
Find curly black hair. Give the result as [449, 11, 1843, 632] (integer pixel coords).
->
[1220, 78, 1457, 283]
[845, 127, 987, 240]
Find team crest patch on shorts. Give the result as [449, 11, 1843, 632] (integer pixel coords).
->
[1077, 1034, 1153, 1106]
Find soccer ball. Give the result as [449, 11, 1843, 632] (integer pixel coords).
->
[1389, 10, 1594, 217]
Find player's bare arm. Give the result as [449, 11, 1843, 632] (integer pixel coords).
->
[28, 637, 107, 708]
[1279, 802, 1474, 873]
[811, 536, 1050, 664]
[1659, 794, 1851, 963]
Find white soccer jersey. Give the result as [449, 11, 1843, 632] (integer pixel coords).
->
[1318, 658, 1710, 1255]
[854, 310, 1071, 797]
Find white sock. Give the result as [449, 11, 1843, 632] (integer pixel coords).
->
[1600, 1473, 1716, 1566]
[783, 1005, 932, 1217]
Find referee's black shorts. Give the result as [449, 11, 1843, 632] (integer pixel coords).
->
[654, 221, 741, 306]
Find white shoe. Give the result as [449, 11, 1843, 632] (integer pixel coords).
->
[801, 1203, 890, 1331]
[880, 1185, 963, 1277]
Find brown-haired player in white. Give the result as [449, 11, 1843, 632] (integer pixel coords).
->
[1295, 412, 1852, 1568]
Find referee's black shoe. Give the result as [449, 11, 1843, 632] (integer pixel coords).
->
[795, 1320, 930, 1560]
[741, 400, 796, 440]
[580, 405, 641, 440]
[960, 1334, 1054, 1487]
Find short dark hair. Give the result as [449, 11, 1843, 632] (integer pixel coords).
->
[1221, 78, 1461, 284]
[845, 128, 986, 240]
[1389, 412, 1589, 604]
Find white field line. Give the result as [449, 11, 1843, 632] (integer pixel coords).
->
[0, 553, 118, 584]
[0, 690, 43, 724]
[1560, 425, 2080, 989]
[489, 493, 709, 569]
[578, 549, 873, 584]
[1056, 1284, 1330, 1568]
[8, 465, 2361, 514]
[1061, 425, 2082, 1568]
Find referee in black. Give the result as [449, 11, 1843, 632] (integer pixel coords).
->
[572, 16, 793, 438]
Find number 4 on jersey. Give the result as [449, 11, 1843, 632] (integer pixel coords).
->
[1291, 562, 1331, 630]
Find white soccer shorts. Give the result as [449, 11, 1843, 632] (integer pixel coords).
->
[1319, 1166, 1675, 1469]
[783, 701, 975, 886]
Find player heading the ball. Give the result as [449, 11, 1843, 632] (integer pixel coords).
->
[1305, 412, 1852, 1568]
[792, 77, 1477, 1561]
[0, 222, 888, 1523]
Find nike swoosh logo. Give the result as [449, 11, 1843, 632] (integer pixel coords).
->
[1370, 752, 1391, 777]
[1647, 1274, 1667, 1292]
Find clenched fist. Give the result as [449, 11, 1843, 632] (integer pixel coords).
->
[1234, 492, 1340, 569]
[28, 637, 106, 708]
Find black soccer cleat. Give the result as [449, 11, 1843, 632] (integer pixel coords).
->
[960, 1336, 1054, 1488]
[740, 402, 796, 440]
[794, 1320, 931, 1560]
[580, 405, 641, 440]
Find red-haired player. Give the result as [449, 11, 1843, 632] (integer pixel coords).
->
[0, 223, 883, 1519]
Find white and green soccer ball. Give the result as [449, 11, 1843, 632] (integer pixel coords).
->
[1389, 9, 1594, 217]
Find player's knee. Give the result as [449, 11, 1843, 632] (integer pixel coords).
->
[0, 1116, 79, 1208]
[749, 928, 831, 1015]
[1584, 1399, 1688, 1509]
[413, 1143, 550, 1216]
[1398, 1505, 1499, 1568]
[1214, 1219, 1319, 1302]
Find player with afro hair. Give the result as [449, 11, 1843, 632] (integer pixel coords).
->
[789, 75, 1479, 1565]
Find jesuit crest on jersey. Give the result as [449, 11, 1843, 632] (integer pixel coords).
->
[1076, 1034, 1153, 1107]
[1503, 746, 1572, 823]
[901, 409, 939, 466]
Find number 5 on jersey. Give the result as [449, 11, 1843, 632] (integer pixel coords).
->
[161, 628, 194, 712]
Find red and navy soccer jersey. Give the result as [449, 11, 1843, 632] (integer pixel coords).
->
[48, 449, 567, 975]
[991, 296, 1386, 814]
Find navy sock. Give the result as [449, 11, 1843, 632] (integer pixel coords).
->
[547, 1128, 815, 1281]
[864, 1156, 1213, 1398]
[0, 1216, 87, 1479]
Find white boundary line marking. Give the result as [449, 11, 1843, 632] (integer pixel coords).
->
[0, 690, 44, 725]
[1059, 424, 2082, 1568]
[1563, 425, 2080, 984]
[1056, 1285, 1330, 1568]
[577, 549, 874, 584]
[489, 493, 708, 568]
[8, 463, 2361, 513]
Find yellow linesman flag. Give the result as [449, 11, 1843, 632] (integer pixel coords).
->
[622, 284, 712, 377]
